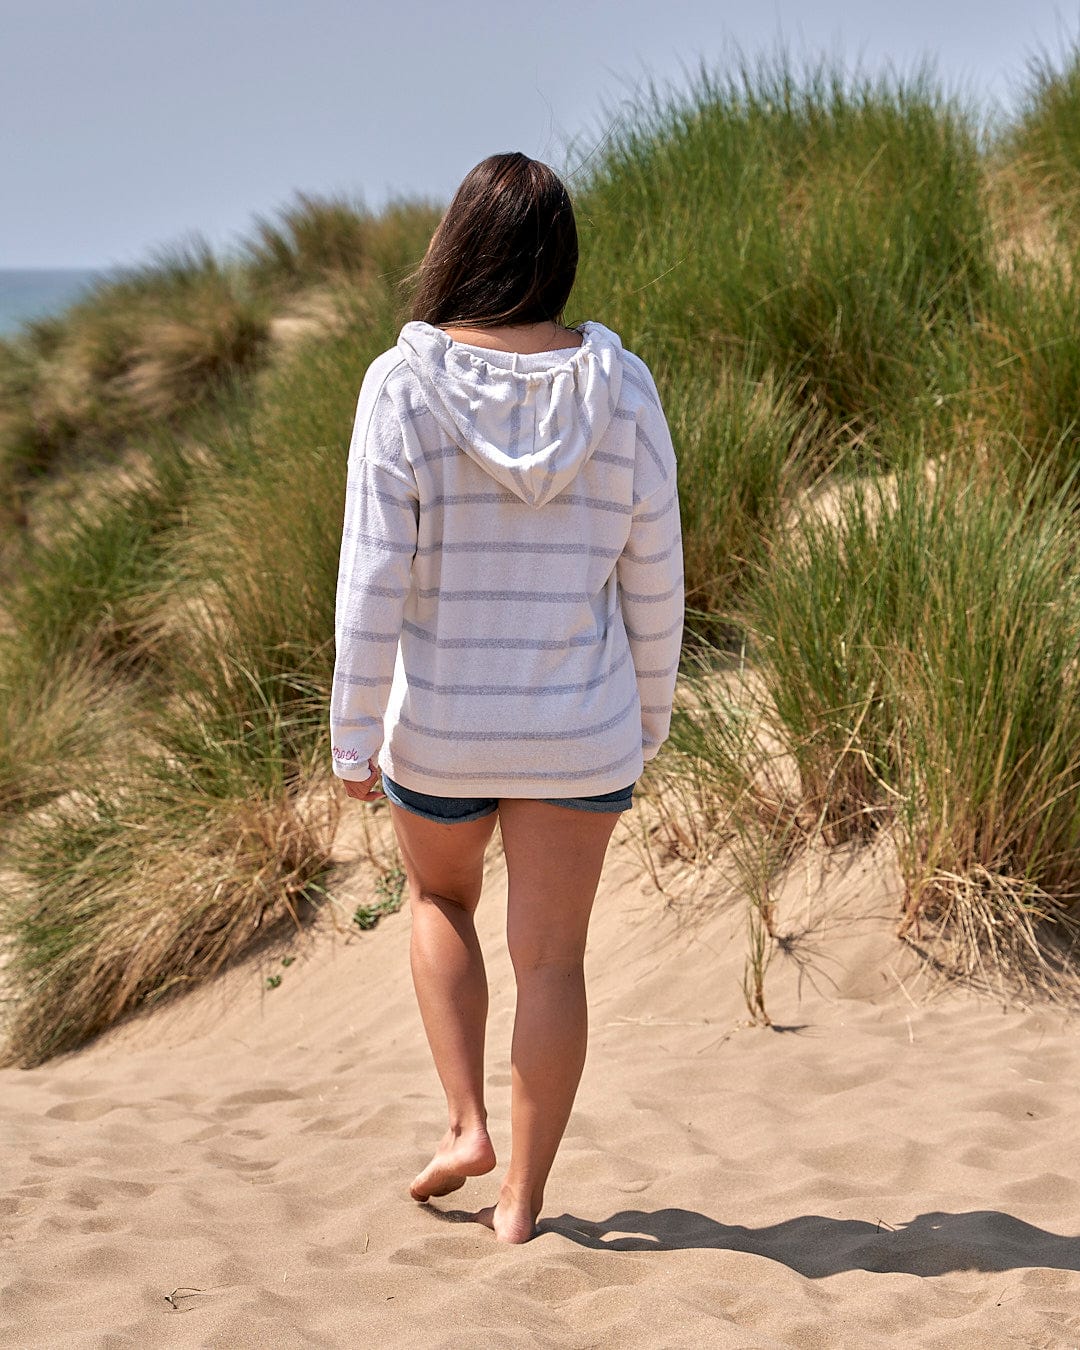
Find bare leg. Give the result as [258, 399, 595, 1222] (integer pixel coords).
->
[387, 802, 500, 1200]
[475, 799, 621, 1243]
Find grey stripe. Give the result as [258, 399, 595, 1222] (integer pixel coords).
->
[397, 691, 638, 742]
[356, 454, 416, 489]
[403, 402, 432, 422]
[387, 743, 641, 783]
[417, 587, 594, 602]
[623, 368, 661, 409]
[415, 490, 630, 515]
[635, 424, 667, 475]
[625, 616, 683, 643]
[418, 444, 463, 464]
[333, 672, 391, 688]
[579, 383, 594, 447]
[341, 528, 415, 554]
[508, 400, 530, 501]
[581, 388, 600, 481]
[636, 490, 677, 524]
[403, 646, 633, 695]
[537, 401, 559, 504]
[416, 539, 621, 559]
[337, 625, 400, 643]
[591, 449, 635, 467]
[402, 619, 607, 651]
[621, 539, 678, 564]
[620, 573, 685, 603]
[338, 581, 410, 599]
[426, 490, 520, 506]
[573, 493, 631, 514]
[636, 658, 681, 678]
[331, 714, 382, 729]
[345, 485, 416, 510]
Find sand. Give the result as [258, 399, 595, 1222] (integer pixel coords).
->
[2, 804, 1079, 1349]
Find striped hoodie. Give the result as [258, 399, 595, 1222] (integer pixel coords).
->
[329, 319, 684, 797]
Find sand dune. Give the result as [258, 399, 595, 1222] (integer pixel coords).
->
[3, 806, 1080, 1348]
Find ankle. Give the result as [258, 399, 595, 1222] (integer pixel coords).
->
[499, 1177, 543, 1219]
[448, 1114, 489, 1138]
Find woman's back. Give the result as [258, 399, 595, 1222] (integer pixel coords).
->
[330, 318, 684, 799]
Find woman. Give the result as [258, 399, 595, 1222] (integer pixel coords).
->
[329, 152, 683, 1243]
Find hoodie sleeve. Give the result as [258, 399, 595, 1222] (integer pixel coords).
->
[616, 365, 684, 763]
[330, 368, 419, 781]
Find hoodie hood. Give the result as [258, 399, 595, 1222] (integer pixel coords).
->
[396, 320, 624, 508]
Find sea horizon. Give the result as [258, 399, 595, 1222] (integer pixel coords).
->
[0, 267, 114, 338]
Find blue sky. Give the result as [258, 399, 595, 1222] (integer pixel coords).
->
[3, 0, 1079, 267]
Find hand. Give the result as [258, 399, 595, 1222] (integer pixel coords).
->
[342, 758, 385, 802]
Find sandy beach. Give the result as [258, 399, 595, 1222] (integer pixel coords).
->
[3, 805, 1079, 1348]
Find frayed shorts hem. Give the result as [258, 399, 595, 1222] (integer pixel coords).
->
[380, 773, 635, 825]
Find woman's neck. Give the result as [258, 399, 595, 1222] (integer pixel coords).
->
[440, 319, 584, 356]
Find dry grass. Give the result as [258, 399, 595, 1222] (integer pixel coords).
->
[659, 458, 1080, 1006]
[982, 147, 1074, 271]
[238, 190, 442, 297]
[0, 768, 341, 1068]
[0, 644, 146, 818]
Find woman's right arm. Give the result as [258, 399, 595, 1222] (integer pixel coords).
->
[330, 365, 419, 781]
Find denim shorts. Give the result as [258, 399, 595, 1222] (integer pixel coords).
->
[381, 773, 635, 824]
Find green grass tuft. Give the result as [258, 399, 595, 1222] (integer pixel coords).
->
[572, 50, 991, 450]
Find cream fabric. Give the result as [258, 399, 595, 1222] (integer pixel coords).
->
[329, 320, 684, 797]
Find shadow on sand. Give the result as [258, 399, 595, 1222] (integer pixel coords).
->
[438, 1204, 1080, 1276]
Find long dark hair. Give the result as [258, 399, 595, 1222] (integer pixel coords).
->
[409, 153, 578, 328]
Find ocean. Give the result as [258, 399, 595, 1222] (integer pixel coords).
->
[0, 268, 110, 339]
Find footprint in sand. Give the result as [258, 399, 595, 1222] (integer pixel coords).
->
[214, 1087, 302, 1117]
[969, 1089, 1057, 1120]
[202, 1149, 278, 1175]
[43, 1099, 117, 1122]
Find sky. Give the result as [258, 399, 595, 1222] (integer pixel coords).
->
[3, 0, 1080, 269]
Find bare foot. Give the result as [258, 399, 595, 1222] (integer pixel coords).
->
[410, 1125, 496, 1201]
[473, 1189, 539, 1244]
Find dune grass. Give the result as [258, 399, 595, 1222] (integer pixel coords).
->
[572, 52, 990, 460]
[238, 189, 442, 296]
[3, 445, 195, 673]
[0, 196, 434, 539]
[885, 470, 1080, 993]
[657, 348, 833, 647]
[0, 647, 144, 821]
[6, 43, 1080, 1060]
[1004, 37, 1080, 222]
[0, 756, 340, 1067]
[0, 282, 405, 1062]
[973, 251, 1080, 498]
[660, 456, 1080, 999]
[0, 242, 273, 507]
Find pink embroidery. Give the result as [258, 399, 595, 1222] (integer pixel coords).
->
[332, 746, 363, 762]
